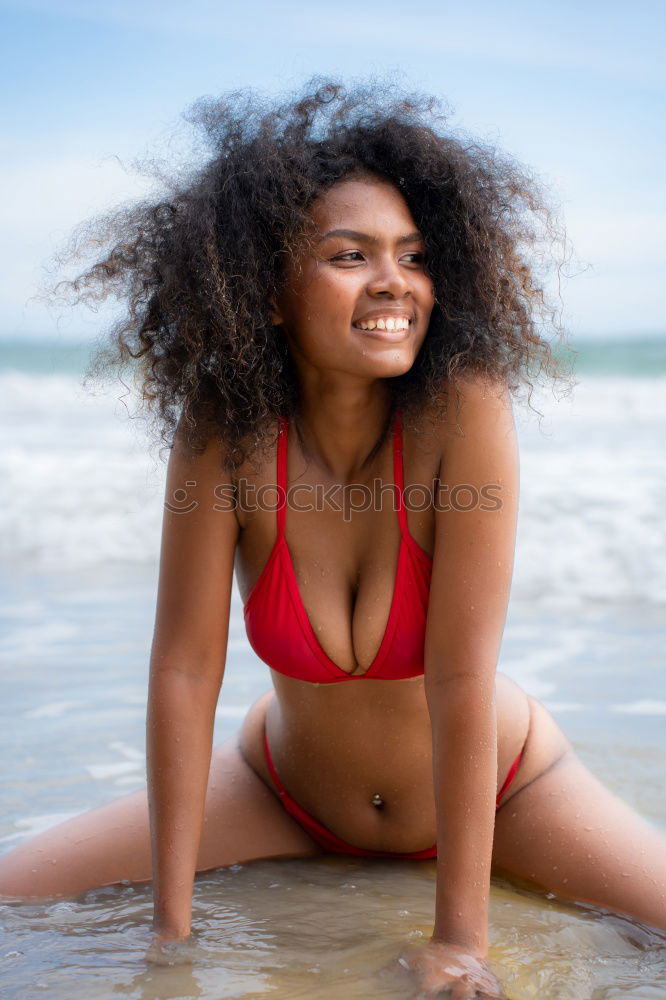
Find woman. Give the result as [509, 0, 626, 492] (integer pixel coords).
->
[2, 81, 665, 999]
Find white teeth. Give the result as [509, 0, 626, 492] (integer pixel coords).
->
[356, 317, 410, 331]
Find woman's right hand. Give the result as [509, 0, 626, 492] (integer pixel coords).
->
[391, 941, 507, 999]
[146, 929, 197, 966]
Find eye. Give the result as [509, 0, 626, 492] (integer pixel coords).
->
[330, 251, 365, 264]
[401, 252, 426, 266]
[328, 249, 427, 267]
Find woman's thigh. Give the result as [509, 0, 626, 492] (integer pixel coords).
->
[0, 737, 320, 901]
[492, 698, 666, 931]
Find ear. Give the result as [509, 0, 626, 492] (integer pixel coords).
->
[268, 294, 284, 327]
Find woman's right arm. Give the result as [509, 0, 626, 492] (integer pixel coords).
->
[147, 424, 239, 942]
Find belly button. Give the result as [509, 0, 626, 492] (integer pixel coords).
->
[371, 793, 384, 810]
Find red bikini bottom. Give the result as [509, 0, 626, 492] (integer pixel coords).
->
[263, 730, 523, 860]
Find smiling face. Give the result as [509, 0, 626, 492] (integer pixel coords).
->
[270, 174, 435, 381]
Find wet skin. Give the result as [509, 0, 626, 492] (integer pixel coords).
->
[234, 415, 532, 853]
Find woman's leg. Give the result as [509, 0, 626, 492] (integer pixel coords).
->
[492, 698, 666, 930]
[0, 737, 320, 901]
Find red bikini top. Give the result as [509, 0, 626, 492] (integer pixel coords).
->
[243, 411, 433, 683]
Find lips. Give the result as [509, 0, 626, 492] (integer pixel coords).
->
[352, 323, 412, 344]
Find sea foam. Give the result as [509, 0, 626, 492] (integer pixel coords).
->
[2, 370, 665, 608]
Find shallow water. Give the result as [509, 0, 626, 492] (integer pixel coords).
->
[1, 567, 666, 999]
[4, 860, 666, 1000]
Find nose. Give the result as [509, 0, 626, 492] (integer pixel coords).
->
[365, 257, 411, 299]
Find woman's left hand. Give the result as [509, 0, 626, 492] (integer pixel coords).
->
[389, 940, 507, 999]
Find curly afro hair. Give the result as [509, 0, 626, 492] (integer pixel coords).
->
[58, 78, 570, 471]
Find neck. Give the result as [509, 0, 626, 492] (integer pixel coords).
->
[294, 387, 394, 482]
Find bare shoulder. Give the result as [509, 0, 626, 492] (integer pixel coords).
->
[410, 373, 517, 469]
[169, 414, 234, 483]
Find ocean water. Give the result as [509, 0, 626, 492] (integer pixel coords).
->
[1, 334, 665, 999]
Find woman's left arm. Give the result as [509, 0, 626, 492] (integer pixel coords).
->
[407, 375, 519, 990]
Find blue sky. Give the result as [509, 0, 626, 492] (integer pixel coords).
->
[1, 0, 664, 340]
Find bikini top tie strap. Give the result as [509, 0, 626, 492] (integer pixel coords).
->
[276, 415, 289, 537]
[392, 409, 410, 539]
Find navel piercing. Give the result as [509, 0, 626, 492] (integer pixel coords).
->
[371, 793, 384, 809]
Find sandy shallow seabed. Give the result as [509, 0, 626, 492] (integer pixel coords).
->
[1, 565, 665, 1000]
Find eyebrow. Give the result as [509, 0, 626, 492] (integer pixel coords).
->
[316, 228, 424, 246]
